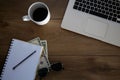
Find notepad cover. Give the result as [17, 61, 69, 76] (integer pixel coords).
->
[0, 39, 43, 80]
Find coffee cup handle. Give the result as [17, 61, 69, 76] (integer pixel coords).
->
[22, 15, 30, 21]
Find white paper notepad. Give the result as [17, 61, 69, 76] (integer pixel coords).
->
[0, 39, 43, 80]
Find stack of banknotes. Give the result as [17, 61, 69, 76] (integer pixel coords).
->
[28, 37, 51, 70]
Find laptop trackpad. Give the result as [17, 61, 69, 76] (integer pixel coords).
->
[85, 18, 108, 38]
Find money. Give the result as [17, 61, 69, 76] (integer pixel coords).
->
[28, 37, 41, 45]
[40, 40, 51, 68]
[28, 37, 50, 69]
[40, 40, 48, 58]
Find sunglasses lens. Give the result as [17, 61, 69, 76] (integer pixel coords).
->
[51, 62, 63, 71]
[38, 68, 48, 77]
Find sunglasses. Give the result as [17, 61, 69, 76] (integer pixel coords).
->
[38, 62, 64, 79]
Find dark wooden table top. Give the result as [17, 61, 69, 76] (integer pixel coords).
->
[0, 0, 120, 80]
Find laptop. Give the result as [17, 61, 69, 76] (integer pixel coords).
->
[61, 0, 120, 47]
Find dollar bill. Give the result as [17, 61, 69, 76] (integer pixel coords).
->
[28, 37, 50, 69]
[40, 40, 48, 58]
[40, 40, 50, 68]
[28, 37, 41, 45]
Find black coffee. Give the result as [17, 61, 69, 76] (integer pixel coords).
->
[32, 8, 48, 21]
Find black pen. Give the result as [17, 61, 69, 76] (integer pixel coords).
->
[13, 50, 36, 70]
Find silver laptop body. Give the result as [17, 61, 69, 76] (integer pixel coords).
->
[61, 0, 120, 47]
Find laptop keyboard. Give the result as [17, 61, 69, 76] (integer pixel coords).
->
[73, 0, 120, 23]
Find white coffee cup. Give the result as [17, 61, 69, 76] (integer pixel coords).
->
[22, 2, 50, 25]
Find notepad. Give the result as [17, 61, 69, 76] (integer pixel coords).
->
[0, 39, 43, 80]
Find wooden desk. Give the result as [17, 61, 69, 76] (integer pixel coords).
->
[0, 0, 120, 80]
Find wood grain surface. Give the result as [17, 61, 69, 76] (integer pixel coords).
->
[0, 0, 120, 80]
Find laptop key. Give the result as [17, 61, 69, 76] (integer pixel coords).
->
[118, 15, 120, 18]
[78, 7, 82, 11]
[85, 9, 89, 13]
[112, 17, 117, 22]
[75, 2, 79, 6]
[82, 8, 85, 12]
[89, 10, 108, 19]
[108, 16, 112, 20]
[73, 5, 78, 9]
